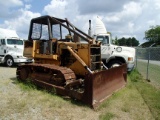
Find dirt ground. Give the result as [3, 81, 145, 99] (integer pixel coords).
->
[0, 65, 154, 120]
[0, 65, 100, 120]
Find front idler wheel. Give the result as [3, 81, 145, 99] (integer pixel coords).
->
[17, 67, 29, 81]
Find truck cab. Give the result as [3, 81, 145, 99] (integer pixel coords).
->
[0, 28, 33, 66]
[94, 33, 135, 71]
[88, 17, 135, 71]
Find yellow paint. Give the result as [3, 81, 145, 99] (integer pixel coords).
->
[68, 44, 91, 75]
[24, 40, 98, 76]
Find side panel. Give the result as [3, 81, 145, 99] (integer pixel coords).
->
[69, 48, 89, 76]
[58, 42, 91, 76]
[23, 40, 34, 58]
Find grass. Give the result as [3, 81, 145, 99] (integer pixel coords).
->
[1, 67, 160, 119]
[129, 69, 160, 120]
[99, 112, 115, 120]
[98, 69, 160, 120]
[16, 80, 37, 91]
[98, 75, 154, 120]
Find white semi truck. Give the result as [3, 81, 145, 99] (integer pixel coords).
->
[88, 17, 135, 71]
[0, 28, 32, 67]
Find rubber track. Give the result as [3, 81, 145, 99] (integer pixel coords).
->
[16, 63, 76, 81]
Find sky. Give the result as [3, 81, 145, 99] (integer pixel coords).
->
[0, 0, 160, 44]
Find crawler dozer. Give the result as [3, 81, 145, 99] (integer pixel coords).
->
[16, 15, 127, 108]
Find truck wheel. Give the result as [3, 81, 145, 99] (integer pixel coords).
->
[108, 60, 122, 68]
[5, 56, 14, 67]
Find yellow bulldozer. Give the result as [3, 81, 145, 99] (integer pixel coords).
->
[16, 15, 127, 108]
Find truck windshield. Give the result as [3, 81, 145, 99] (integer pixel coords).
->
[96, 36, 109, 45]
[7, 39, 23, 45]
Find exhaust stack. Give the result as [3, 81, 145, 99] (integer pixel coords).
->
[88, 20, 92, 37]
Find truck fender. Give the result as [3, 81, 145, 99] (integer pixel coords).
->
[104, 56, 126, 68]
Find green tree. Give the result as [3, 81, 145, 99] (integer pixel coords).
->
[126, 38, 132, 46]
[114, 36, 118, 45]
[117, 37, 139, 46]
[131, 37, 139, 46]
[144, 25, 160, 43]
[118, 37, 126, 46]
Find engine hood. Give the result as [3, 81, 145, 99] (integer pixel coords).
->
[112, 45, 136, 57]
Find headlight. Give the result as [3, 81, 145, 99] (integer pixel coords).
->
[116, 47, 122, 52]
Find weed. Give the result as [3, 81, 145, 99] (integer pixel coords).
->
[121, 107, 130, 112]
[16, 78, 36, 91]
[99, 112, 115, 120]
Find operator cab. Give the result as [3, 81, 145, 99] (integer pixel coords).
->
[28, 16, 72, 54]
[26, 15, 93, 55]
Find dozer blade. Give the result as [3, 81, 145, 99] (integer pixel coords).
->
[82, 64, 127, 109]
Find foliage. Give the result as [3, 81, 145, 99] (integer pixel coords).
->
[116, 37, 139, 46]
[140, 41, 155, 47]
[113, 36, 118, 45]
[140, 41, 160, 48]
[144, 25, 160, 43]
